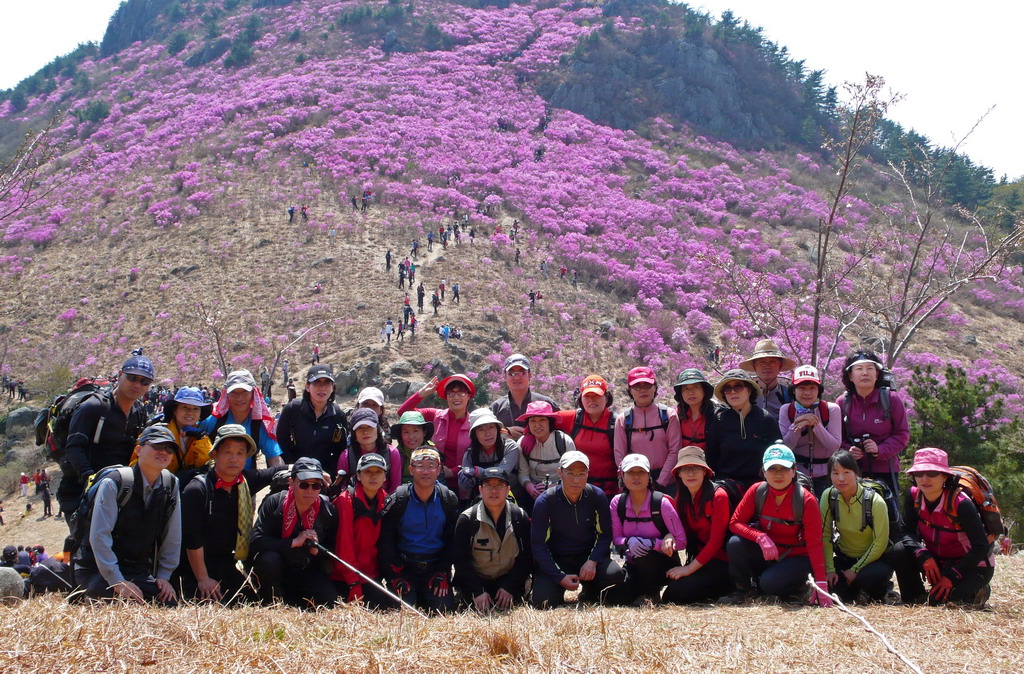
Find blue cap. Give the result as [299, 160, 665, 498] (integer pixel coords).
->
[762, 443, 796, 470]
[121, 355, 155, 380]
[173, 386, 207, 407]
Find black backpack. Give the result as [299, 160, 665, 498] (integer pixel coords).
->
[35, 380, 112, 460]
[827, 478, 901, 543]
[615, 490, 670, 538]
[752, 473, 814, 541]
[623, 405, 670, 455]
[570, 408, 616, 443]
[65, 465, 176, 578]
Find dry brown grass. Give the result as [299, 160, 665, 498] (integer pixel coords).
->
[2, 556, 1022, 673]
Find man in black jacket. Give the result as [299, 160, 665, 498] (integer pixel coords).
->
[247, 454, 335, 606]
[250, 457, 338, 608]
[276, 365, 348, 469]
[379, 447, 458, 613]
[177, 425, 285, 603]
[57, 355, 152, 527]
[489, 353, 557, 440]
[452, 468, 531, 611]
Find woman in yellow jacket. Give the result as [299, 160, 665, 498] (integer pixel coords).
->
[131, 387, 213, 476]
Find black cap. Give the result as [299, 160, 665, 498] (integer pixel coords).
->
[292, 457, 326, 483]
[307, 365, 335, 383]
[479, 467, 511, 485]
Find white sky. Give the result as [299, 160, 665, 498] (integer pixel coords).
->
[2, 0, 1021, 180]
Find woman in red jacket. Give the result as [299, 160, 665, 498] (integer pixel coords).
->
[722, 444, 832, 607]
[663, 446, 732, 604]
[332, 453, 395, 608]
[673, 369, 716, 451]
[552, 375, 618, 497]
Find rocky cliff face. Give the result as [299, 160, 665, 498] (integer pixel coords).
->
[99, 0, 177, 57]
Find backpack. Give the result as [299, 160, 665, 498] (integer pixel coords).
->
[383, 483, 459, 524]
[624, 405, 671, 455]
[347, 442, 391, 483]
[752, 473, 813, 541]
[522, 430, 568, 464]
[916, 465, 1006, 544]
[349, 486, 385, 526]
[616, 491, 670, 538]
[570, 409, 616, 443]
[34, 379, 112, 460]
[827, 478, 901, 542]
[65, 465, 176, 575]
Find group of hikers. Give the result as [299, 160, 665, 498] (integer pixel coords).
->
[11, 338, 1001, 613]
[2, 374, 29, 402]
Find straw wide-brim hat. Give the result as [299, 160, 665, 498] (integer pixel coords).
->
[738, 339, 797, 372]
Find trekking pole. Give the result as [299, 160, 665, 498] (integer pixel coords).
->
[313, 542, 428, 618]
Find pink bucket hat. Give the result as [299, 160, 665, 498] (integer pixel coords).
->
[515, 400, 559, 423]
[906, 447, 955, 476]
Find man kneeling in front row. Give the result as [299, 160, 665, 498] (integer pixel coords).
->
[530, 450, 629, 607]
[453, 467, 532, 611]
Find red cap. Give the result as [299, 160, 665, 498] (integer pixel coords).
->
[627, 366, 657, 386]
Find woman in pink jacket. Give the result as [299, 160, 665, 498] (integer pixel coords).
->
[397, 374, 476, 492]
[779, 365, 842, 496]
[610, 453, 686, 605]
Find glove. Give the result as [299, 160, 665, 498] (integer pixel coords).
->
[921, 558, 942, 585]
[182, 426, 204, 439]
[346, 584, 364, 602]
[809, 580, 834, 608]
[391, 577, 412, 596]
[627, 537, 652, 558]
[756, 534, 778, 561]
[427, 572, 450, 595]
[929, 577, 953, 603]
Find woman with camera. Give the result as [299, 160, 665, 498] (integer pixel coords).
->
[836, 351, 910, 499]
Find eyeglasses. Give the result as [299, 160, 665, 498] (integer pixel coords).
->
[506, 369, 528, 377]
[298, 482, 324, 490]
[411, 462, 440, 470]
[124, 374, 153, 386]
[445, 389, 469, 397]
[630, 383, 654, 391]
[563, 471, 588, 479]
[722, 384, 747, 394]
[915, 471, 944, 479]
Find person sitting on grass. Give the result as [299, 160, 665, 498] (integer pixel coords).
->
[177, 424, 284, 603]
[893, 448, 994, 607]
[820, 450, 895, 603]
[72, 424, 181, 606]
[610, 453, 686, 605]
[663, 447, 733, 604]
[517, 401, 576, 512]
[530, 451, 629, 608]
[723, 444, 832, 607]
[379, 447, 459, 613]
[453, 468, 532, 612]
[332, 453, 395, 608]
[250, 457, 338, 609]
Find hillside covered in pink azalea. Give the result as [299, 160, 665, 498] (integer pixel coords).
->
[1, 0, 1021, 408]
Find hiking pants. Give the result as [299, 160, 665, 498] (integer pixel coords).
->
[74, 567, 177, 607]
[390, 566, 456, 614]
[252, 551, 338, 609]
[530, 555, 627, 608]
[830, 550, 894, 602]
[892, 543, 994, 605]
[624, 549, 679, 600]
[727, 535, 813, 597]
[663, 558, 731, 604]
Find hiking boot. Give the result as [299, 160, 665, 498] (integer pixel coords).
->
[883, 589, 901, 605]
[718, 589, 756, 606]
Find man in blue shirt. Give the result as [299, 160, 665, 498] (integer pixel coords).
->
[379, 447, 458, 613]
[530, 450, 628, 608]
[199, 370, 284, 468]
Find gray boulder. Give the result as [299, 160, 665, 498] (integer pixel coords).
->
[388, 361, 413, 376]
[5, 407, 41, 437]
[334, 368, 360, 395]
[0, 567, 25, 604]
[384, 381, 411, 401]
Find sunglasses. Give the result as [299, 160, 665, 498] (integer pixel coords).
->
[148, 444, 176, 454]
[124, 374, 153, 386]
[915, 471, 945, 479]
[722, 384, 748, 393]
[298, 481, 324, 490]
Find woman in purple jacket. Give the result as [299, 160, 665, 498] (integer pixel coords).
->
[609, 453, 686, 605]
[836, 351, 910, 499]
